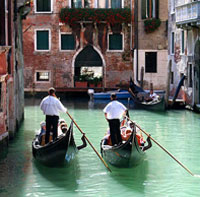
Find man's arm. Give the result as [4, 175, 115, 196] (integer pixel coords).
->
[104, 113, 108, 121]
[57, 99, 67, 113]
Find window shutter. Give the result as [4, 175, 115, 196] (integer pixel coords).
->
[37, 31, 49, 50]
[44, 0, 51, 11]
[156, 0, 159, 19]
[61, 34, 75, 50]
[37, 0, 51, 12]
[109, 34, 122, 50]
[141, 0, 146, 19]
[0, 0, 6, 45]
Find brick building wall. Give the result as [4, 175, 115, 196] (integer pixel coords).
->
[23, 0, 133, 92]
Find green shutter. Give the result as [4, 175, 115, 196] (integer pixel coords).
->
[172, 32, 174, 54]
[141, 0, 146, 19]
[61, 34, 75, 50]
[37, 0, 51, 12]
[37, 31, 49, 50]
[156, 0, 159, 19]
[109, 34, 122, 50]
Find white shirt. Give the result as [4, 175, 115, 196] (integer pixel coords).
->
[103, 100, 127, 120]
[40, 96, 67, 116]
[149, 92, 157, 98]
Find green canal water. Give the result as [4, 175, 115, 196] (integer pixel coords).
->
[1, 98, 200, 197]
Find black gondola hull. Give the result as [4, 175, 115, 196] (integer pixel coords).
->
[32, 122, 77, 166]
[129, 79, 166, 111]
[132, 97, 165, 111]
[101, 133, 145, 168]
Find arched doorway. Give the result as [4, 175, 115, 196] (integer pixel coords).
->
[74, 45, 104, 87]
[194, 40, 200, 104]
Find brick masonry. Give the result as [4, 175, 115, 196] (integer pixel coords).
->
[23, 0, 133, 92]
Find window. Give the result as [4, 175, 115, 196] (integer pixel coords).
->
[0, 0, 5, 45]
[141, 0, 159, 19]
[188, 64, 192, 88]
[96, 0, 123, 8]
[7, 0, 12, 45]
[71, 0, 91, 8]
[170, 71, 174, 84]
[35, 30, 50, 51]
[111, 0, 122, 8]
[170, 0, 175, 14]
[171, 32, 175, 54]
[181, 30, 184, 54]
[145, 52, 157, 73]
[36, 71, 50, 82]
[108, 33, 123, 51]
[60, 34, 75, 50]
[35, 0, 52, 12]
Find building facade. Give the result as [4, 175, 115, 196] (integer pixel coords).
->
[168, 0, 200, 109]
[0, 0, 28, 148]
[133, 0, 168, 91]
[23, 0, 134, 92]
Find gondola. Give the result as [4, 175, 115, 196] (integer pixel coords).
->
[32, 121, 78, 166]
[100, 121, 151, 168]
[131, 95, 166, 111]
[129, 78, 166, 111]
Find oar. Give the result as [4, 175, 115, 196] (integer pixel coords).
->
[126, 116, 200, 177]
[66, 111, 112, 172]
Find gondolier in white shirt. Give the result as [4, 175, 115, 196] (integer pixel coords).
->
[40, 87, 67, 144]
[103, 93, 127, 146]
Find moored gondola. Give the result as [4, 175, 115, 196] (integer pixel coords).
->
[132, 96, 165, 111]
[32, 121, 78, 166]
[129, 78, 166, 111]
[100, 120, 151, 168]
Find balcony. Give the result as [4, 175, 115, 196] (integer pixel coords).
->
[176, 1, 200, 28]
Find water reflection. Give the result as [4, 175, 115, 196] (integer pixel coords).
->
[110, 159, 148, 194]
[33, 159, 80, 191]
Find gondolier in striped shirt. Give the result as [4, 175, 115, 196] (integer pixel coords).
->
[103, 93, 127, 146]
[40, 87, 67, 144]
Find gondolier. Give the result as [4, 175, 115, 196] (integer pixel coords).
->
[103, 93, 127, 146]
[40, 87, 67, 144]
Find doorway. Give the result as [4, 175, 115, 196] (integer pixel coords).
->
[74, 45, 103, 87]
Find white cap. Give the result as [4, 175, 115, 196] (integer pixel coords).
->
[40, 121, 46, 127]
[59, 119, 65, 124]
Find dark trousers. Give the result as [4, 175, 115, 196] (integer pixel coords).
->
[45, 115, 59, 143]
[108, 119, 122, 145]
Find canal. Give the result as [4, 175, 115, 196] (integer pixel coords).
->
[1, 97, 200, 197]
